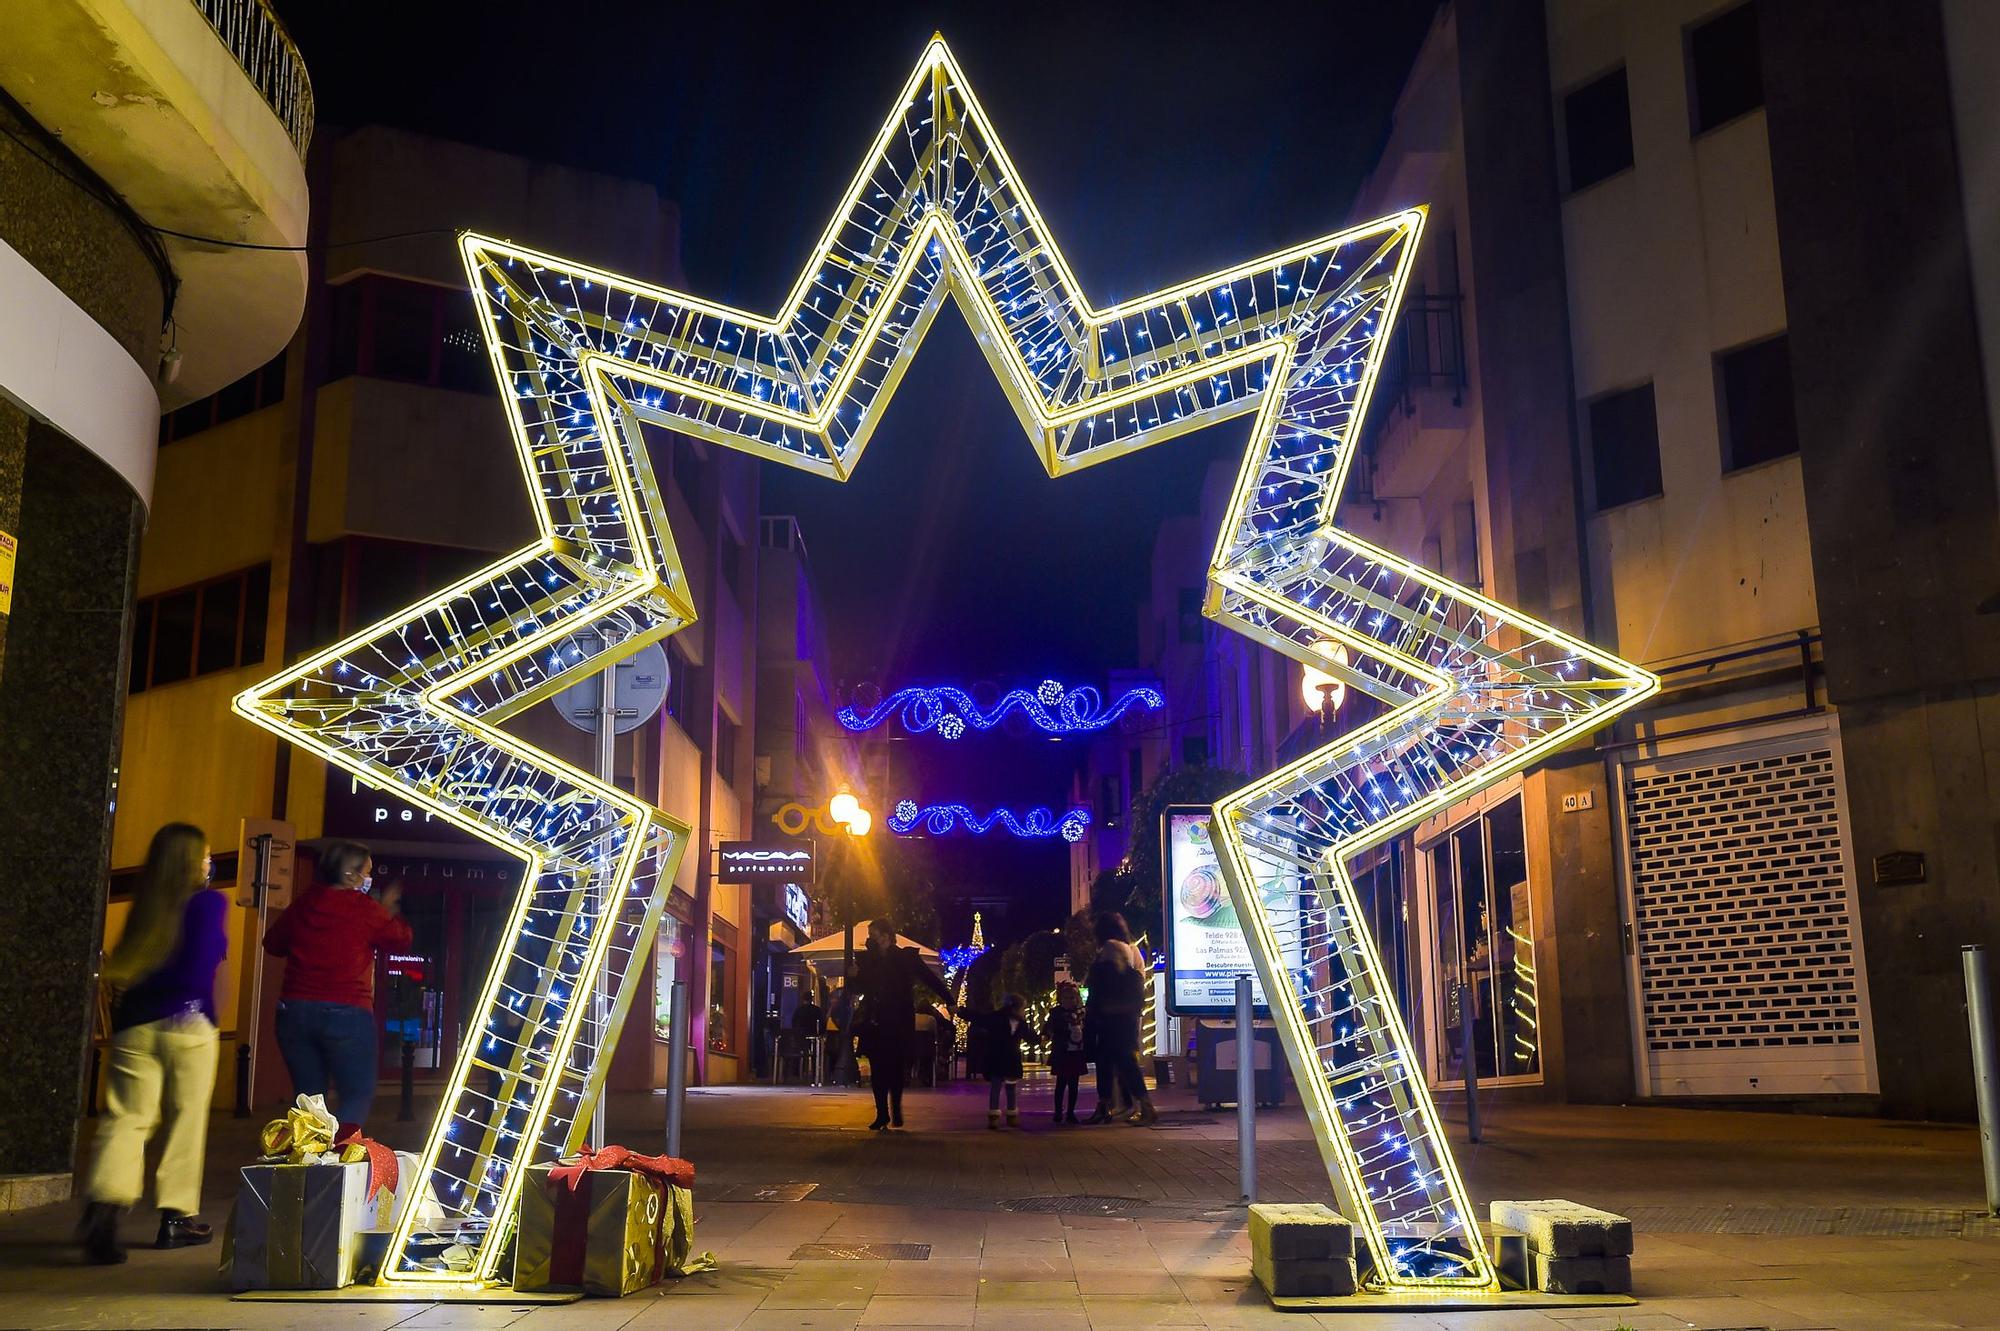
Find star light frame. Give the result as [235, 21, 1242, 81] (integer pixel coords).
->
[237, 36, 1656, 1293]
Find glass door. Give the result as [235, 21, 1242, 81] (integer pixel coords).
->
[1422, 794, 1541, 1086]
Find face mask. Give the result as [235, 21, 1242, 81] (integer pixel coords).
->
[358, 874, 373, 892]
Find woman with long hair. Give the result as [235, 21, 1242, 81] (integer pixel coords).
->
[264, 840, 410, 1128]
[80, 823, 227, 1264]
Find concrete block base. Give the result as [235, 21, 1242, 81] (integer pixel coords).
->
[1488, 1199, 1633, 1258]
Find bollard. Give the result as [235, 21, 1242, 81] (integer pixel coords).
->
[1965, 946, 2000, 1215]
[1459, 979, 1481, 1144]
[398, 1041, 416, 1122]
[1237, 974, 1257, 1203]
[666, 978, 690, 1158]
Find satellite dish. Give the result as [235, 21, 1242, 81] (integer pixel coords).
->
[554, 639, 670, 735]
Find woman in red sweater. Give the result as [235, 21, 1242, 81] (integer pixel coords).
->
[263, 840, 411, 1128]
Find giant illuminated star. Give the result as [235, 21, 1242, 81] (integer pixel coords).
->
[238, 37, 1655, 1291]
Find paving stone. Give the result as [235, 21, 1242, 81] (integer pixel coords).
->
[1488, 1199, 1633, 1258]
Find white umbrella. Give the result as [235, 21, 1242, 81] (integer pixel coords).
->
[793, 920, 939, 979]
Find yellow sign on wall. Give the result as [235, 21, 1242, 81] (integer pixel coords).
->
[0, 528, 16, 617]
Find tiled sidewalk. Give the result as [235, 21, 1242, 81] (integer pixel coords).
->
[2, 1076, 1997, 1329]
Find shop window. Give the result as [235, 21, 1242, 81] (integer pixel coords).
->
[1687, 3, 1762, 135]
[1716, 334, 1799, 470]
[1586, 383, 1664, 511]
[1351, 846, 1414, 1026]
[325, 274, 489, 394]
[1563, 67, 1634, 193]
[130, 564, 273, 693]
[708, 942, 732, 1053]
[654, 913, 690, 1039]
[161, 349, 287, 443]
[1427, 794, 1539, 1084]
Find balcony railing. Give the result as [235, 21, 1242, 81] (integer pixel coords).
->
[193, 0, 314, 155]
[1377, 292, 1467, 414]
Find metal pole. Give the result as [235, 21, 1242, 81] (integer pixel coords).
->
[591, 628, 620, 1149]
[666, 978, 690, 1158]
[1459, 978, 1481, 1144]
[1964, 945, 2000, 1214]
[398, 1041, 416, 1122]
[237, 833, 275, 1117]
[1236, 974, 1257, 1203]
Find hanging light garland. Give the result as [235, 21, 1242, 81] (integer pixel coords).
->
[837, 678, 1163, 737]
[889, 798, 1091, 842]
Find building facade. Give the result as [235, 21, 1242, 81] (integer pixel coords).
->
[1326, 0, 2000, 1117]
[97, 124, 771, 1113]
[0, 0, 311, 1186]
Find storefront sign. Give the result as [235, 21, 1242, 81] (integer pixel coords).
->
[0, 528, 15, 616]
[716, 839, 815, 885]
[783, 882, 812, 933]
[1162, 805, 1302, 1016]
[325, 771, 476, 845]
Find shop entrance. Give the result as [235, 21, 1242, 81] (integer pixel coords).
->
[373, 856, 519, 1080]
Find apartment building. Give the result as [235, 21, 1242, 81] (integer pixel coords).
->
[1332, 0, 2000, 1117]
[99, 125, 769, 1108]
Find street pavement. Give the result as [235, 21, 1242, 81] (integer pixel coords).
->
[2, 1071, 1997, 1329]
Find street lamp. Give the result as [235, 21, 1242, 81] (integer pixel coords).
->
[1301, 640, 1350, 715]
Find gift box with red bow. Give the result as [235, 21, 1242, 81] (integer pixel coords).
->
[513, 1146, 710, 1296]
[225, 1099, 417, 1290]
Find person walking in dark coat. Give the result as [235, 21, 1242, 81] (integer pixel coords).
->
[1044, 982, 1088, 1124]
[1083, 912, 1156, 1125]
[978, 994, 1030, 1129]
[850, 920, 953, 1130]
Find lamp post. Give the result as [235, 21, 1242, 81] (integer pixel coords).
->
[827, 790, 872, 1085]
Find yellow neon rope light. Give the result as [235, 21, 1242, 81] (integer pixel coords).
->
[236, 36, 1655, 1293]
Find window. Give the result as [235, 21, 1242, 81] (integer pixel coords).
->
[1586, 383, 1664, 511]
[1563, 67, 1635, 192]
[715, 711, 739, 786]
[1128, 749, 1143, 801]
[1181, 735, 1209, 767]
[1688, 3, 1762, 135]
[129, 563, 271, 693]
[1097, 775, 1122, 820]
[708, 942, 732, 1053]
[325, 275, 489, 393]
[162, 350, 287, 443]
[1176, 587, 1203, 644]
[1716, 335, 1799, 471]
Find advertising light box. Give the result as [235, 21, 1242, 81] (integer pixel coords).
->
[1162, 805, 1301, 1016]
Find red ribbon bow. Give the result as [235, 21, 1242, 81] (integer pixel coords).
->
[333, 1125, 400, 1202]
[549, 1144, 695, 1191]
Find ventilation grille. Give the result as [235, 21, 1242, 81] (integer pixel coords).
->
[1626, 745, 1865, 1053]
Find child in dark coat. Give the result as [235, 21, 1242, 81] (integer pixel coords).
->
[1045, 982, 1088, 1124]
[978, 994, 1029, 1128]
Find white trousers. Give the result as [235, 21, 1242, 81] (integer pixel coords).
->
[83, 1014, 218, 1214]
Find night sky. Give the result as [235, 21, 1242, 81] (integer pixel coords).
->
[277, 1, 1435, 941]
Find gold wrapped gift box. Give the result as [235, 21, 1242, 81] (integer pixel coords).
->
[514, 1164, 707, 1296]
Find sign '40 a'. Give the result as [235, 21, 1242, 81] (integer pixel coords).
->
[235, 37, 1656, 1291]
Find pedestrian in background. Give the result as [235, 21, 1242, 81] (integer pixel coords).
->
[80, 823, 227, 1264]
[1045, 982, 1088, 1124]
[979, 993, 1029, 1128]
[850, 920, 952, 1130]
[263, 840, 410, 1129]
[1083, 912, 1157, 1126]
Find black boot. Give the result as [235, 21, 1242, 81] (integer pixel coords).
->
[156, 1211, 214, 1249]
[81, 1202, 126, 1265]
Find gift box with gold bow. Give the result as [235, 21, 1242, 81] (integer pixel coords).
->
[513, 1147, 711, 1296]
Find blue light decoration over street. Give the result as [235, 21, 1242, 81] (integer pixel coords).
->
[890, 798, 1092, 842]
[838, 677, 1163, 739]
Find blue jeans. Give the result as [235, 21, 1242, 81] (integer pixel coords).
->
[275, 1000, 379, 1128]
